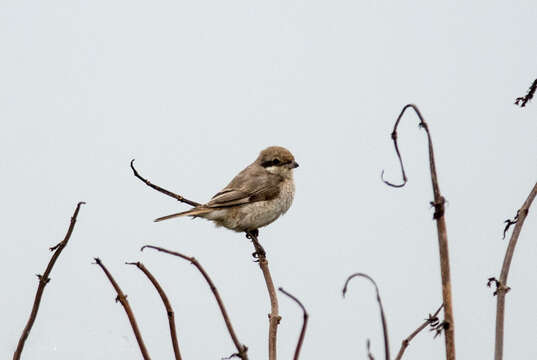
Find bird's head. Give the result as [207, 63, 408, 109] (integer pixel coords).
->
[256, 146, 299, 179]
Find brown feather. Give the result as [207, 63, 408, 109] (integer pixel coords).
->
[154, 207, 213, 222]
[207, 163, 282, 208]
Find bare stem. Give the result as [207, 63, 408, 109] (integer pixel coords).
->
[94, 258, 151, 360]
[494, 181, 537, 360]
[394, 304, 443, 360]
[278, 288, 308, 360]
[141, 245, 248, 360]
[130, 159, 201, 207]
[382, 104, 455, 360]
[343, 273, 390, 360]
[126, 261, 182, 360]
[13, 201, 85, 360]
[247, 232, 280, 360]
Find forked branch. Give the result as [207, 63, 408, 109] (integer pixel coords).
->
[382, 104, 455, 360]
[394, 304, 443, 360]
[13, 201, 85, 360]
[94, 258, 151, 360]
[493, 181, 537, 360]
[278, 288, 308, 360]
[141, 245, 249, 360]
[342, 273, 390, 360]
[514, 78, 537, 107]
[126, 261, 182, 360]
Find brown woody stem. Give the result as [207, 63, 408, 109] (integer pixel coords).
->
[94, 258, 151, 360]
[383, 104, 455, 360]
[278, 288, 308, 360]
[494, 181, 537, 360]
[394, 304, 443, 360]
[130, 159, 201, 207]
[343, 273, 390, 360]
[13, 202, 85, 360]
[141, 245, 248, 360]
[126, 261, 182, 360]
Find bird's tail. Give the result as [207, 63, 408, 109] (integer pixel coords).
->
[154, 207, 213, 222]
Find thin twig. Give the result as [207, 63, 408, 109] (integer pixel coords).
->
[514, 79, 537, 107]
[141, 245, 248, 360]
[247, 232, 280, 360]
[94, 258, 151, 360]
[366, 339, 375, 360]
[342, 273, 390, 360]
[13, 201, 85, 360]
[394, 304, 443, 360]
[382, 104, 455, 360]
[278, 288, 309, 360]
[130, 159, 201, 207]
[493, 181, 537, 360]
[126, 261, 182, 360]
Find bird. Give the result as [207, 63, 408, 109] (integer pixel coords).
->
[155, 146, 299, 236]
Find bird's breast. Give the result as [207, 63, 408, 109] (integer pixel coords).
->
[278, 178, 296, 215]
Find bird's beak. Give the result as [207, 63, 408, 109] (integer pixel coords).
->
[291, 161, 299, 169]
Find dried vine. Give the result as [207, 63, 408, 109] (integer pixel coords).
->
[13, 202, 85, 360]
[382, 104, 455, 360]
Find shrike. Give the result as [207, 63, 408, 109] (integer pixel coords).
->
[155, 146, 299, 234]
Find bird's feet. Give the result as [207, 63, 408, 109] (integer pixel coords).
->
[246, 229, 265, 259]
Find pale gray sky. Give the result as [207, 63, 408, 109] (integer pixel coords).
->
[2, 1, 537, 359]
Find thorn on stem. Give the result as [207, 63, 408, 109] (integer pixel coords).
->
[487, 277, 511, 296]
[514, 79, 537, 107]
[431, 320, 449, 339]
[430, 197, 446, 219]
[503, 210, 520, 239]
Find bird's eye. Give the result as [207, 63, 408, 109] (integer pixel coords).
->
[272, 159, 280, 165]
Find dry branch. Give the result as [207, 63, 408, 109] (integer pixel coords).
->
[278, 288, 308, 360]
[342, 273, 390, 360]
[94, 258, 151, 360]
[126, 261, 182, 360]
[514, 79, 537, 107]
[13, 201, 85, 360]
[141, 245, 249, 360]
[493, 181, 537, 360]
[394, 304, 443, 360]
[247, 231, 280, 360]
[382, 104, 455, 360]
[130, 159, 200, 207]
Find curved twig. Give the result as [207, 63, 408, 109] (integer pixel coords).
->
[13, 201, 85, 360]
[382, 104, 455, 360]
[130, 159, 201, 207]
[494, 181, 537, 360]
[342, 273, 390, 360]
[126, 261, 182, 360]
[394, 304, 443, 360]
[94, 258, 151, 360]
[141, 245, 248, 360]
[278, 288, 308, 360]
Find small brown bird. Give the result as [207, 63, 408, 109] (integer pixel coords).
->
[155, 146, 299, 233]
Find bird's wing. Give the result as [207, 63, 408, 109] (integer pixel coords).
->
[206, 164, 282, 208]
